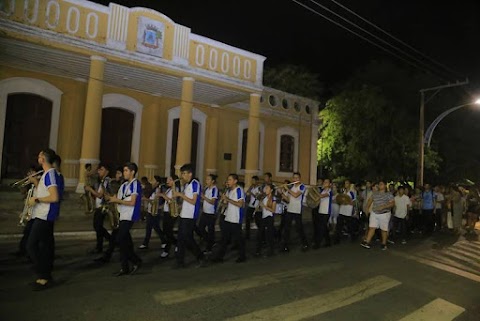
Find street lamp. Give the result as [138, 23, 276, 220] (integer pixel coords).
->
[420, 98, 480, 182]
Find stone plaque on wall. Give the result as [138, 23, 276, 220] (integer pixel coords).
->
[136, 16, 165, 57]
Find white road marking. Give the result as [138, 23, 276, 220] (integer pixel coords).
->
[398, 298, 465, 321]
[226, 275, 401, 321]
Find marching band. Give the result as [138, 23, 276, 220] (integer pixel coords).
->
[13, 150, 402, 291]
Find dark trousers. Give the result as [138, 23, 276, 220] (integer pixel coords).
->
[434, 208, 443, 231]
[27, 219, 55, 280]
[245, 207, 262, 239]
[162, 213, 177, 253]
[283, 212, 308, 247]
[197, 213, 217, 251]
[19, 219, 34, 254]
[177, 218, 203, 264]
[313, 213, 331, 246]
[117, 220, 141, 271]
[93, 208, 111, 251]
[422, 209, 435, 235]
[335, 214, 357, 243]
[104, 228, 118, 260]
[411, 209, 422, 232]
[215, 221, 246, 260]
[275, 213, 286, 241]
[143, 213, 166, 246]
[393, 217, 407, 240]
[257, 216, 274, 255]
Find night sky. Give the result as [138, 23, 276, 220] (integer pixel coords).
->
[91, 0, 480, 88]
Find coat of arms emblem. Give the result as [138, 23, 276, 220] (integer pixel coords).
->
[142, 24, 163, 49]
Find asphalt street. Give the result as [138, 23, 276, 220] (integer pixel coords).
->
[1, 230, 479, 321]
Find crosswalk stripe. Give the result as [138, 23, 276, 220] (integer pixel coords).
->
[398, 298, 465, 321]
[453, 243, 480, 256]
[419, 252, 479, 275]
[154, 263, 342, 305]
[462, 241, 480, 251]
[393, 251, 480, 283]
[447, 247, 480, 261]
[442, 249, 480, 269]
[226, 275, 401, 321]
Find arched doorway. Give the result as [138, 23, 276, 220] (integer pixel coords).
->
[100, 108, 134, 171]
[1, 94, 52, 178]
[170, 119, 199, 176]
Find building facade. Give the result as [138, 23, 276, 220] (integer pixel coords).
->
[0, 0, 320, 190]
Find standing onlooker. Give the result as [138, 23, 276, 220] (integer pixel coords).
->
[392, 186, 411, 244]
[421, 184, 436, 236]
[451, 186, 464, 234]
[434, 185, 445, 231]
[466, 188, 480, 234]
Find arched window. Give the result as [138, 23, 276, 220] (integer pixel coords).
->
[276, 126, 299, 177]
[237, 119, 264, 174]
[279, 135, 294, 172]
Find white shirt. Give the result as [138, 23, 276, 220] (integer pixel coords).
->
[95, 177, 110, 208]
[436, 192, 444, 209]
[224, 186, 245, 224]
[203, 186, 218, 214]
[248, 185, 261, 208]
[394, 195, 411, 219]
[318, 188, 332, 215]
[117, 179, 141, 221]
[286, 184, 305, 214]
[339, 191, 356, 216]
[163, 188, 174, 212]
[31, 168, 60, 221]
[147, 187, 160, 214]
[262, 196, 274, 218]
[180, 179, 201, 219]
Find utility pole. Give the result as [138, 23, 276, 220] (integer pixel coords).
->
[416, 79, 469, 187]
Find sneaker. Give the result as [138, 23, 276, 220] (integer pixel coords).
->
[301, 245, 309, 252]
[138, 244, 148, 250]
[174, 246, 178, 253]
[161, 244, 167, 249]
[401, 240, 407, 245]
[360, 241, 371, 249]
[129, 261, 142, 275]
[160, 251, 169, 259]
[381, 245, 388, 251]
[387, 239, 395, 245]
[282, 246, 290, 253]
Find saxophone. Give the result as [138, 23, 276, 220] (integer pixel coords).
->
[99, 178, 119, 229]
[19, 184, 35, 226]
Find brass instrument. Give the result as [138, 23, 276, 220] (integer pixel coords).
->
[99, 178, 119, 229]
[336, 193, 352, 206]
[168, 195, 181, 218]
[10, 170, 44, 188]
[19, 184, 35, 226]
[149, 184, 165, 217]
[217, 185, 229, 215]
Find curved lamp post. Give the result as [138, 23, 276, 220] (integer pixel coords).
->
[424, 99, 480, 147]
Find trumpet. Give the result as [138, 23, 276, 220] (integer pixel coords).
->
[10, 170, 44, 188]
[274, 181, 300, 190]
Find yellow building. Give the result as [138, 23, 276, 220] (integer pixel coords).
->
[0, 0, 320, 190]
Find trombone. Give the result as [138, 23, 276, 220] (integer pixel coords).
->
[10, 170, 44, 188]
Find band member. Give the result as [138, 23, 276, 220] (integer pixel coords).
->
[110, 167, 124, 195]
[313, 179, 333, 248]
[198, 174, 219, 253]
[282, 172, 309, 252]
[107, 162, 142, 276]
[274, 179, 290, 242]
[336, 180, 358, 244]
[255, 183, 276, 257]
[245, 176, 261, 240]
[140, 176, 153, 221]
[159, 175, 180, 259]
[172, 164, 205, 268]
[212, 174, 246, 263]
[85, 163, 112, 254]
[139, 176, 167, 250]
[82, 163, 96, 213]
[27, 148, 62, 290]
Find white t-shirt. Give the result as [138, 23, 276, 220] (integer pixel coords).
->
[394, 194, 411, 219]
[286, 184, 305, 214]
[180, 179, 201, 219]
[224, 186, 245, 224]
[163, 188, 173, 212]
[339, 191, 356, 216]
[147, 187, 160, 214]
[435, 192, 444, 210]
[203, 186, 218, 214]
[248, 185, 261, 208]
[31, 168, 60, 221]
[262, 196, 274, 219]
[117, 179, 141, 221]
[95, 177, 110, 208]
[318, 188, 332, 215]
